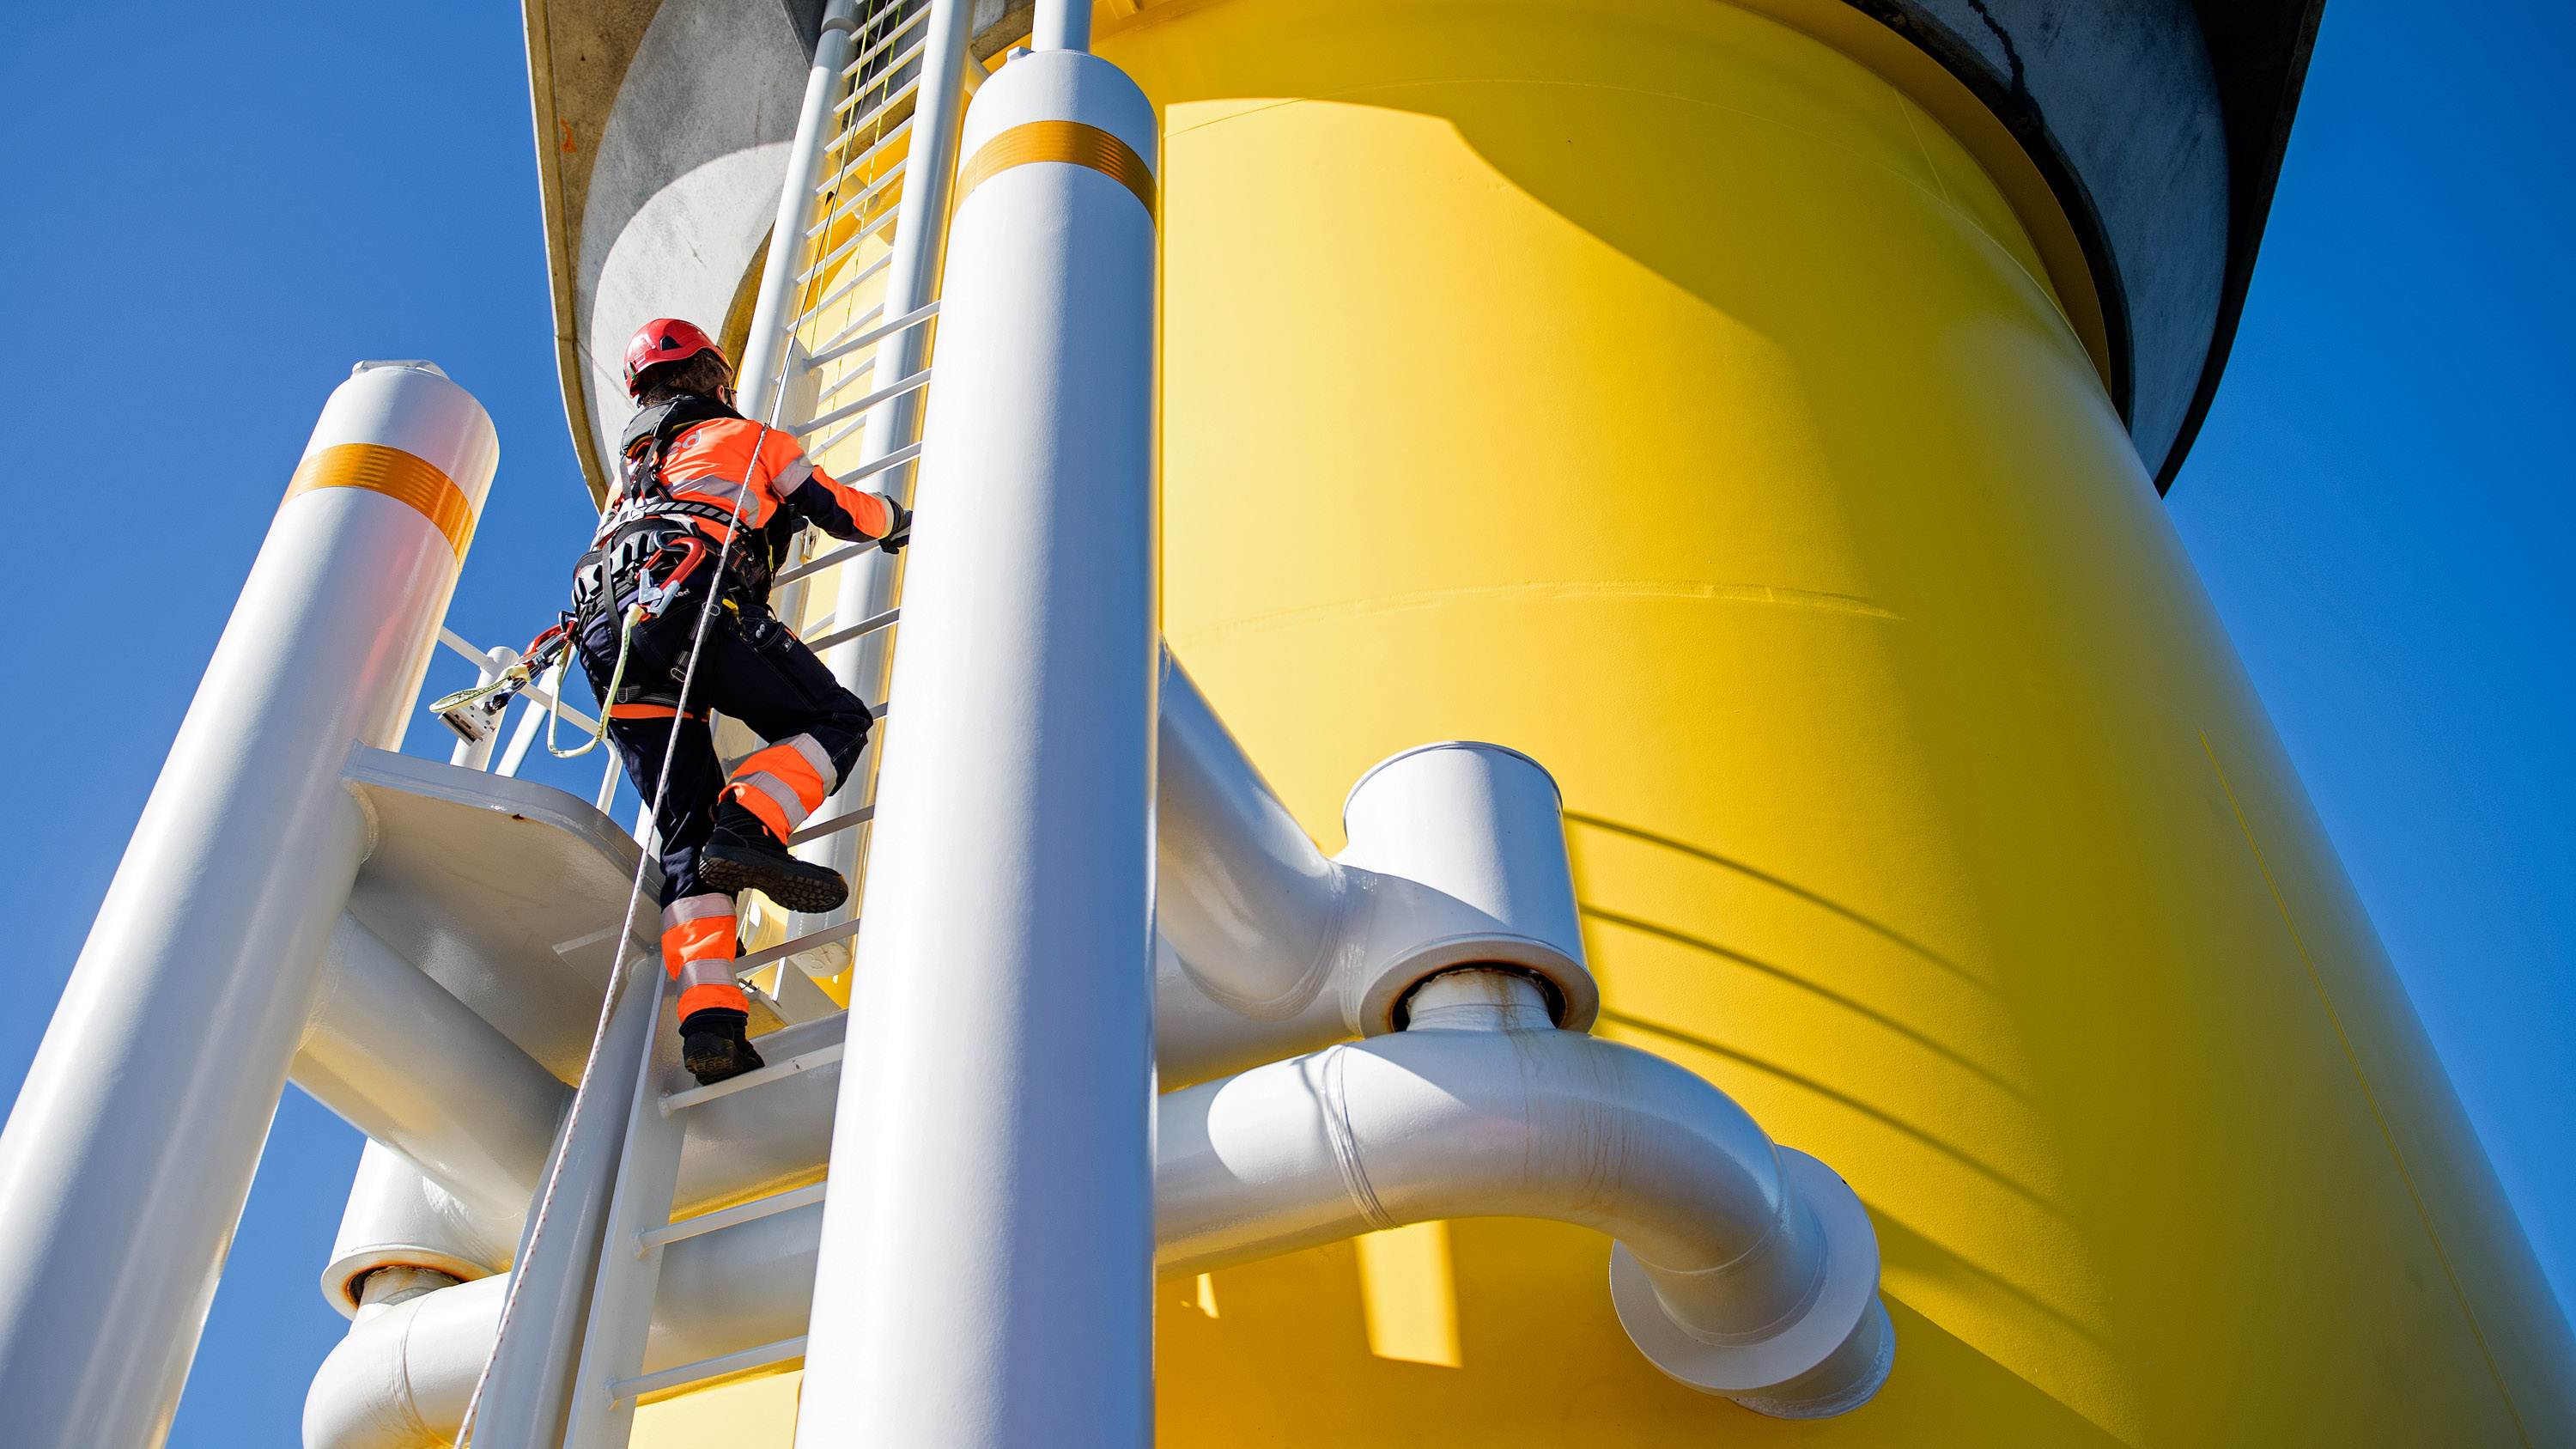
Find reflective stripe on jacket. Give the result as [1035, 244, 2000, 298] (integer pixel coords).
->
[651, 417, 897, 546]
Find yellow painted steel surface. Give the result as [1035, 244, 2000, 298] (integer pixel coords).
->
[1081, 0, 2576, 1443]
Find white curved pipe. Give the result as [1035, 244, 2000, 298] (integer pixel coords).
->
[310, 972, 1885, 1446]
[294, 915, 570, 1222]
[304, 1202, 823, 1449]
[1154, 654, 1347, 1019]
[1152, 657, 1598, 1087]
[1157, 971, 1890, 1416]
[320, 1142, 520, 1318]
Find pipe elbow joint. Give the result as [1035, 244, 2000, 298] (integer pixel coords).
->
[1608, 1146, 1893, 1418]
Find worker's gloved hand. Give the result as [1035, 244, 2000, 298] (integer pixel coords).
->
[875, 496, 912, 555]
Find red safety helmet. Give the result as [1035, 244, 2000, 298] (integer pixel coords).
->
[623, 318, 731, 399]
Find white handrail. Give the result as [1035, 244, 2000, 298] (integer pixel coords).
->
[436, 628, 601, 734]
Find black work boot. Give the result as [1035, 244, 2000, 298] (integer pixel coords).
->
[698, 798, 850, 913]
[680, 1008, 766, 1087]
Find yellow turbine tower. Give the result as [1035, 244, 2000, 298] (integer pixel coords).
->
[509, 0, 2574, 1444]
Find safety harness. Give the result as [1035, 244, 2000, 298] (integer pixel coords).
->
[429, 393, 762, 755]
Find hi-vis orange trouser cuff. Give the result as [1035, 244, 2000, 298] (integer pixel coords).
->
[724, 734, 840, 843]
[661, 893, 749, 1020]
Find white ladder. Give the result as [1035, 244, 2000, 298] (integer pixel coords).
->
[525, 0, 974, 1439]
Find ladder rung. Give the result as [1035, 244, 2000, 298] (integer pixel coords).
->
[817, 114, 915, 197]
[794, 368, 932, 436]
[811, 301, 888, 359]
[807, 158, 908, 240]
[812, 355, 878, 408]
[813, 439, 920, 491]
[808, 412, 870, 460]
[725, 917, 862, 983]
[798, 206, 902, 284]
[805, 301, 939, 368]
[609, 1335, 807, 1407]
[839, 8, 928, 86]
[801, 606, 899, 654]
[792, 251, 894, 331]
[835, 40, 927, 118]
[771, 541, 866, 588]
[659, 1036, 850, 1118]
[826, 70, 924, 155]
[638, 1181, 828, 1251]
[788, 803, 873, 847]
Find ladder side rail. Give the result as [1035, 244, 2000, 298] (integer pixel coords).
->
[793, 0, 975, 949]
[736, 0, 867, 424]
[466, 941, 663, 1449]
[560, 972, 692, 1449]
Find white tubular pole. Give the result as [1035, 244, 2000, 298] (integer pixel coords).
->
[795, 0, 977, 935]
[0, 361, 495, 1449]
[734, 0, 864, 424]
[1032, 0, 1091, 52]
[794, 50, 1160, 1449]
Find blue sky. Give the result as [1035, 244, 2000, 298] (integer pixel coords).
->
[3, 1, 2567, 1442]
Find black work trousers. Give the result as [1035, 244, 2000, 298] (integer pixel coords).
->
[575, 587, 873, 907]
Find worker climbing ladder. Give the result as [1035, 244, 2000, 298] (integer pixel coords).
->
[0, 1, 1897, 1442]
[426, 0, 975, 1439]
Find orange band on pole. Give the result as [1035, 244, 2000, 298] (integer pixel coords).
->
[958, 120, 1157, 220]
[282, 442, 477, 561]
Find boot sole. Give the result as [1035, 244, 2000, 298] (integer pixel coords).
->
[683, 1041, 767, 1085]
[699, 843, 850, 914]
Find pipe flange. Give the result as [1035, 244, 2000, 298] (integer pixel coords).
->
[1608, 1149, 1890, 1407]
[321, 1243, 496, 1318]
[1352, 932, 1598, 1037]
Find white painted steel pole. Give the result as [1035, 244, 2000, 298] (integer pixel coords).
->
[1032, 0, 1091, 52]
[735, 0, 863, 424]
[794, 51, 1160, 1449]
[0, 361, 495, 1449]
[796, 0, 977, 945]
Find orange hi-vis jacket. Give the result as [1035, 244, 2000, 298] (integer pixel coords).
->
[614, 411, 899, 552]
